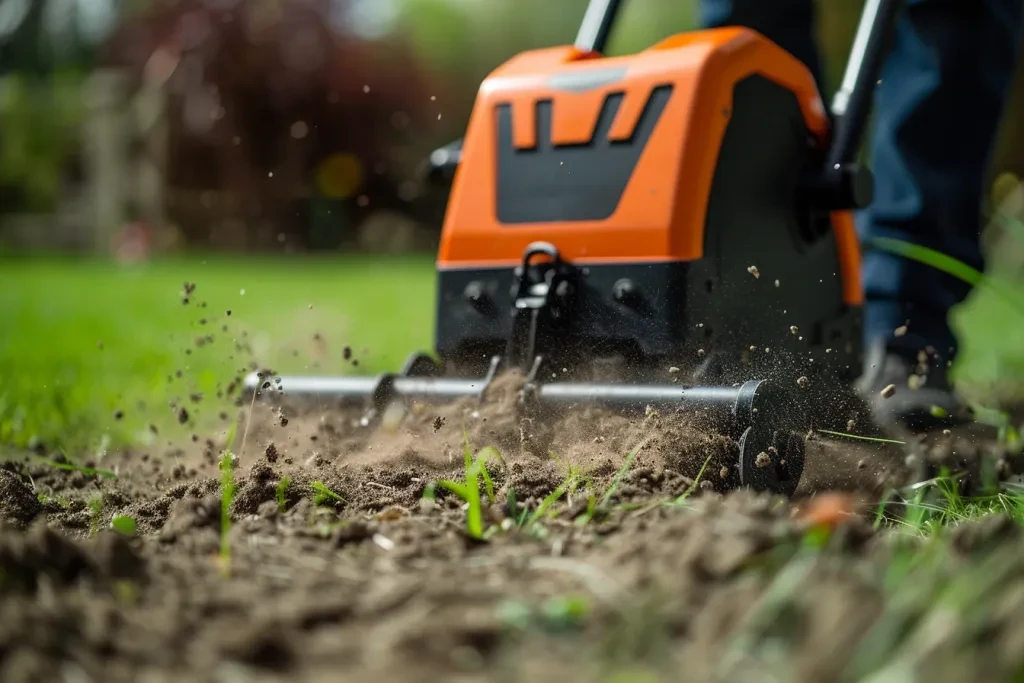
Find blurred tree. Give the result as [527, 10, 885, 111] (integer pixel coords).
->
[0, 0, 121, 75]
[0, 72, 84, 213]
[0, 0, 126, 222]
[101, 0, 441, 248]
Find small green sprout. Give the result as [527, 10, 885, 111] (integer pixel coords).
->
[275, 476, 292, 513]
[312, 481, 343, 506]
[438, 445, 504, 540]
[217, 423, 238, 577]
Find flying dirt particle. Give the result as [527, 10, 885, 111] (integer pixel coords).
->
[149, 424, 159, 435]
[755, 451, 771, 467]
[697, 349, 706, 357]
[668, 366, 680, 374]
[719, 466, 729, 479]
[178, 407, 189, 424]
[796, 376, 809, 389]
[219, 412, 229, 422]
[894, 325, 908, 337]
[184, 282, 196, 295]
[907, 374, 925, 390]
[192, 434, 199, 442]
[190, 393, 203, 404]
[265, 443, 279, 463]
[880, 384, 896, 399]
[749, 345, 757, 352]
[943, 429, 952, 436]
[790, 326, 799, 335]
[114, 409, 124, 420]
[857, 459, 867, 469]
[747, 265, 760, 278]
[343, 346, 352, 360]
[199, 318, 207, 326]
[240, 289, 246, 296]
[846, 419, 856, 431]
[432, 415, 446, 432]
[774, 279, 780, 287]
[352, 359, 360, 367]
[182, 297, 190, 305]
[226, 310, 232, 316]
[278, 412, 289, 428]
[308, 304, 313, 309]
[200, 302, 207, 308]
[97, 340, 104, 350]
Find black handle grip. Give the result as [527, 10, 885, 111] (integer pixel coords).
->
[827, 0, 906, 169]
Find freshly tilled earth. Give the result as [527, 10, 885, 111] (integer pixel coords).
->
[1, 373, 1021, 683]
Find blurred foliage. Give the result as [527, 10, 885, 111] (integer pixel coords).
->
[0, 70, 85, 213]
[0, 0, 1012, 233]
[97, 0, 444, 243]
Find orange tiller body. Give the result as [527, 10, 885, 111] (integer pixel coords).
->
[437, 27, 863, 307]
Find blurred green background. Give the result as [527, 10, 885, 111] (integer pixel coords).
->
[1, 0, 1023, 454]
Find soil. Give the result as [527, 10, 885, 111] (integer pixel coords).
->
[2, 371, 1021, 683]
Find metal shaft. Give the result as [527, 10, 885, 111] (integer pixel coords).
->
[574, 0, 624, 54]
[246, 374, 493, 403]
[828, 0, 904, 168]
[246, 371, 768, 433]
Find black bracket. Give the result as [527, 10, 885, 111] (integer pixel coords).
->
[506, 241, 578, 371]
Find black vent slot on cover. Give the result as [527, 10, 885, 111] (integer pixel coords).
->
[495, 84, 673, 224]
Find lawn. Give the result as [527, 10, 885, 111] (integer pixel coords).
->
[5, 249, 1024, 682]
[1, 237, 1023, 455]
[0, 253, 436, 453]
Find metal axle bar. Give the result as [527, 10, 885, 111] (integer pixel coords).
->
[244, 371, 767, 433]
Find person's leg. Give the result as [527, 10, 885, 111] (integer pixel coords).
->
[857, 0, 1023, 428]
[697, 0, 823, 92]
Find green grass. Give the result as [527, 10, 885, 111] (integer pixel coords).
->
[0, 253, 434, 453]
[2, 220, 1023, 458]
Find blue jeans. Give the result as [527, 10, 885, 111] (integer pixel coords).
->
[699, 0, 1023, 361]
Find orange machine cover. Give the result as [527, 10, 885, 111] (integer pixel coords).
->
[436, 27, 862, 306]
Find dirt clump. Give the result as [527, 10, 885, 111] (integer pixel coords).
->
[0, 467, 42, 529]
[2, 367, 1021, 682]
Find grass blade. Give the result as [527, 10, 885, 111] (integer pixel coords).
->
[870, 236, 1024, 317]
